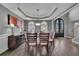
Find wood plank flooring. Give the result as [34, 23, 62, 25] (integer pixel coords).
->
[1, 37, 79, 56]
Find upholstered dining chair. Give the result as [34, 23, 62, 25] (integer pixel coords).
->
[49, 32, 55, 47]
[26, 33, 37, 55]
[39, 33, 50, 55]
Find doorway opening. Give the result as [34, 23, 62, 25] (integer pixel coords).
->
[54, 18, 64, 37]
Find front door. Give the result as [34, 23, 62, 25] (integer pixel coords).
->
[54, 18, 64, 37]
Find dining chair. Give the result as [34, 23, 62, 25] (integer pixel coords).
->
[23, 32, 28, 55]
[26, 33, 37, 55]
[49, 32, 55, 47]
[49, 32, 55, 55]
[39, 33, 50, 55]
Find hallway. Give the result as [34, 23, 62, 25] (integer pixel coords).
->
[1, 37, 79, 56]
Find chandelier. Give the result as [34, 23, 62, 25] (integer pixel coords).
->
[35, 9, 41, 26]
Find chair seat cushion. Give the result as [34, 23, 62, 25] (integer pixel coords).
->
[49, 39, 53, 41]
[28, 43, 36, 45]
[40, 43, 48, 45]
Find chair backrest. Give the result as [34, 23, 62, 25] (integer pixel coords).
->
[27, 33, 37, 43]
[39, 33, 50, 43]
[50, 32, 55, 39]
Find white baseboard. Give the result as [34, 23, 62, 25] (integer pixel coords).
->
[0, 48, 8, 54]
[72, 40, 79, 44]
[64, 36, 72, 39]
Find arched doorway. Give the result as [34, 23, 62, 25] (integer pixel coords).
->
[54, 18, 64, 37]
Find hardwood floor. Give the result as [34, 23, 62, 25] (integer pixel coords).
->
[52, 38, 79, 56]
[1, 37, 79, 56]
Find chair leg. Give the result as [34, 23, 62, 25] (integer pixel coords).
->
[36, 44, 38, 55]
[46, 45, 49, 56]
[28, 45, 30, 56]
[53, 40, 55, 48]
[49, 42, 52, 46]
[24, 43, 27, 55]
[36, 45, 37, 55]
[39, 45, 42, 56]
[50, 42, 52, 46]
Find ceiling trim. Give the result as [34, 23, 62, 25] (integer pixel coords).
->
[51, 3, 78, 21]
[17, 7, 57, 19]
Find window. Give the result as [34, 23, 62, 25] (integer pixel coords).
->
[28, 21, 35, 33]
[41, 21, 48, 32]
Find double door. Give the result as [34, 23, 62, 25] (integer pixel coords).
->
[54, 18, 64, 37]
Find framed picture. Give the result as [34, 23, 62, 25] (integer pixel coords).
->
[8, 14, 10, 25]
[8, 14, 17, 27]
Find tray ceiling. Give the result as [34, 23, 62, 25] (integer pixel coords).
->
[1, 3, 77, 20]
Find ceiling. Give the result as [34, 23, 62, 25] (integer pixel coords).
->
[0, 3, 77, 20]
